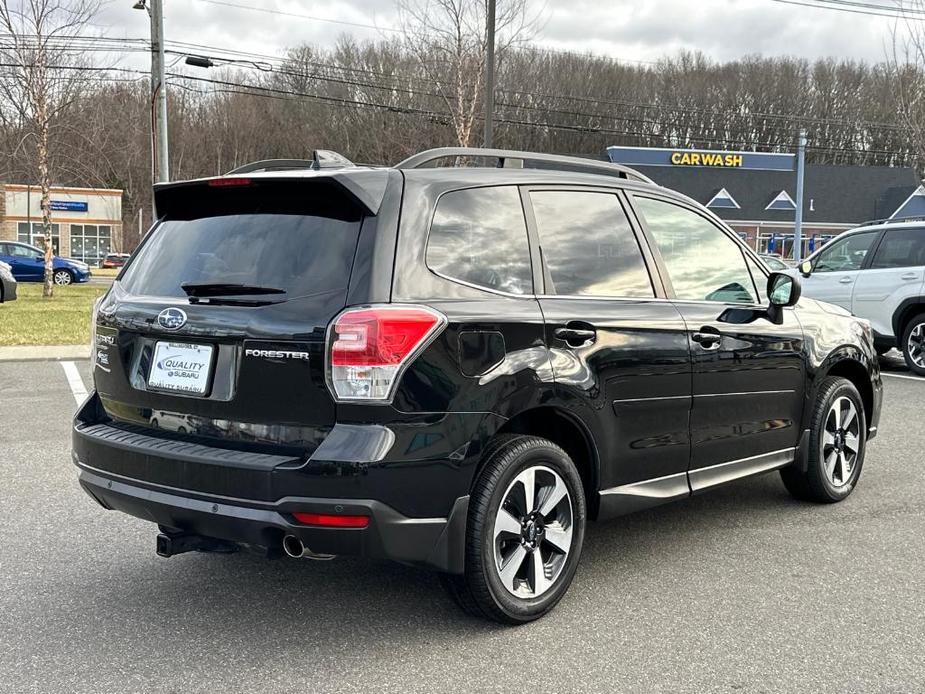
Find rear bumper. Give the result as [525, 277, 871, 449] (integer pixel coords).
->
[76, 466, 468, 572]
[71, 392, 483, 573]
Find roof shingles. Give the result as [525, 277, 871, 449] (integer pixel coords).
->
[633, 163, 921, 224]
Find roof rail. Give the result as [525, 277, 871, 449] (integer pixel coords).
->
[227, 150, 355, 175]
[860, 215, 925, 227]
[395, 147, 655, 185]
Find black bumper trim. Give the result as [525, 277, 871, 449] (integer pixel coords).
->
[77, 467, 469, 573]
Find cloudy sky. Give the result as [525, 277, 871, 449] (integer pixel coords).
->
[97, 0, 903, 68]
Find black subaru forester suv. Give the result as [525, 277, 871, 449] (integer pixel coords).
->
[74, 148, 882, 624]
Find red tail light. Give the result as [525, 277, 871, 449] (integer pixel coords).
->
[207, 177, 252, 187]
[292, 512, 369, 528]
[327, 305, 446, 402]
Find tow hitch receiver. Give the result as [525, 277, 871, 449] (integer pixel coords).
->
[156, 531, 237, 558]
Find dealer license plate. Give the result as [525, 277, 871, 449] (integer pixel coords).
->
[148, 341, 214, 395]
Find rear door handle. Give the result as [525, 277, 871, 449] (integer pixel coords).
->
[901, 272, 919, 280]
[691, 327, 722, 350]
[554, 325, 597, 346]
[839, 277, 854, 284]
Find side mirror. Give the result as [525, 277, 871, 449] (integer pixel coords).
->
[798, 259, 812, 277]
[766, 272, 801, 323]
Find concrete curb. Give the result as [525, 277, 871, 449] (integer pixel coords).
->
[0, 345, 90, 362]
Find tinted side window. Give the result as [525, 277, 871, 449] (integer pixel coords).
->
[870, 228, 925, 269]
[634, 196, 758, 304]
[814, 232, 877, 272]
[530, 191, 653, 297]
[426, 186, 532, 295]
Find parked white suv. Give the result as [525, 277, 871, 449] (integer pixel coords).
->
[796, 220, 925, 375]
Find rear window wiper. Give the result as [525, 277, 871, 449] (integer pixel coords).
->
[180, 282, 287, 298]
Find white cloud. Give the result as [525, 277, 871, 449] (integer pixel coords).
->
[96, 0, 901, 68]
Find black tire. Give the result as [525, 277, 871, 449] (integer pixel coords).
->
[780, 376, 866, 503]
[901, 312, 925, 376]
[440, 434, 586, 624]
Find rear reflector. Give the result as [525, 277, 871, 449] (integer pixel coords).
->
[207, 177, 252, 187]
[327, 305, 446, 402]
[292, 512, 370, 528]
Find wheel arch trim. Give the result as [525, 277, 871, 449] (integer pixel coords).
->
[891, 296, 925, 341]
[482, 404, 601, 517]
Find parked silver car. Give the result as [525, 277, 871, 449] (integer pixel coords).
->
[0, 260, 17, 303]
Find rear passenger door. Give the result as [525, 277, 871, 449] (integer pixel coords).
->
[803, 230, 880, 309]
[524, 187, 692, 509]
[630, 195, 805, 491]
[852, 227, 925, 339]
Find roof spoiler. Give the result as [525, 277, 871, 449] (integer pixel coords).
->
[153, 169, 390, 218]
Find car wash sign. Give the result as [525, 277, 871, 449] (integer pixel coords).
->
[607, 146, 795, 172]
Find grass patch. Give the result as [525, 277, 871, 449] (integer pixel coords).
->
[94, 268, 120, 278]
[0, 282, 108, 346]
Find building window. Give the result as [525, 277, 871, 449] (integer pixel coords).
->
[17, 222, 60, 254]
[706, 188, 741, 210]
[757, 231, 814, 260]
[765, 191, 797, 211]
[70, 223, 112, 265]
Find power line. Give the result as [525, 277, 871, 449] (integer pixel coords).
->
[165, 71, 916, 160]
[4, 33, 909, 141]
[768, 0, 924, 18]
[1, 34, 916, 160]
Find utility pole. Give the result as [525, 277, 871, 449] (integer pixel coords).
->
[136, 0, 169, 184]
[794, 129, 807, 263]
[483, 0, 496, 148]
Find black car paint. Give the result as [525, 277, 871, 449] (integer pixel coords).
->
[73, 165, 882, 573]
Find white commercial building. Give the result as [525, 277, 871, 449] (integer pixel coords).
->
[0, 183, 123, 265]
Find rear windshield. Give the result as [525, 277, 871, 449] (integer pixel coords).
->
[120, 185, 363, 299]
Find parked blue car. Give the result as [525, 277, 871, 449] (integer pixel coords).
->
[0, 241, 91, 285]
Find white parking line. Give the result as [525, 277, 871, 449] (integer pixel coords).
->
[60, 361, 89, 406]
[882, 372, 925, 383]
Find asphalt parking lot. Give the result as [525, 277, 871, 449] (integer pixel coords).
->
[1, 357, 923, 694]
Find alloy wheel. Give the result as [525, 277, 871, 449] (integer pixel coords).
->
[493, 465, 573, 598]
[822, 396, 861, 488]
[907, 322, 925, 369]
[54, 270, 72, 285]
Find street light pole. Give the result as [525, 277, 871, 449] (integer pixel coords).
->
[794, 129, 807, 263]
[483, 0, 496, 148]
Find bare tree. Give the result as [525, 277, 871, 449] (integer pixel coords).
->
[397, 0, 539, 148]
[0, 0, 102, 297]
[888, 1, 925, 168]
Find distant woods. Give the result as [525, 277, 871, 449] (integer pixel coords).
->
[1, 37, 923, 249]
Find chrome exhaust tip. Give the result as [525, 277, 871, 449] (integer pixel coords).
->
[282, 535, 336, 561]
[282, 535, 304, 558]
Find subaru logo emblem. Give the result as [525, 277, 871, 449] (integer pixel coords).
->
[157, 307, 187, 331]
